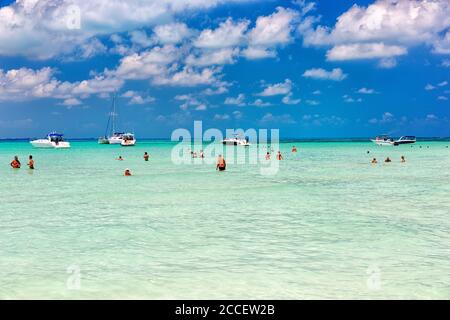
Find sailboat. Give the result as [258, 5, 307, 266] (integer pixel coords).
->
[98, 94, 124, 144]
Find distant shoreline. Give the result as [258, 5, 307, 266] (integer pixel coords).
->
[1, 137, 450, 142]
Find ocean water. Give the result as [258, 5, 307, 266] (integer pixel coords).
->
[0, 140, 449, 299]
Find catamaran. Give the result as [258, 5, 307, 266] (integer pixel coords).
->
[98, 94, 135, 145]
[30, 132, 71, 148]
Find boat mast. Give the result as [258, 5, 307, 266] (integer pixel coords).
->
[111, 93, 116, 135]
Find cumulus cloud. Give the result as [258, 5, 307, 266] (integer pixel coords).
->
[302, 68, 347, 81]
[357, 87, 377, 94]
[121, 90, 155, 105]
[257, 79, 292, 96]
[326, 43, 407, 61]
[224, 93, 246, 106]
[0, 0, 249, 59]
[249, 99, 272, 107]
[299, 0, 450, 64]
[248, 7, 299, 47]
[153, 23, 193, 44]
[241, 46, 277, 60]
[186, 48, 239, 66]
[282, 93, 301, 105]
[194, 18, 249, 49]
[260, 113, 296, 124]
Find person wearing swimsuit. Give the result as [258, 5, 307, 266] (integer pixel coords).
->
[144, 152, 149, 161]
[216, 155, 226, 171]
[28, 155, 34, 169]
[10, 156, 21, 169]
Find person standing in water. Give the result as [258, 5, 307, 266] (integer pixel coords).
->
[116, 156, 124, 161]
[385, 157, 392, 163]
[28, 155, 34, 169]
[265, 152, 271, 160]
[292, 146, 297, 153]
[371, 158, 378, 164]
[216, 155, 226, 171]
[401, 156, 406, 163]
[10, 156, 21, 169]
[144, 152, 149, 161]
[277, 151, 283, 160]
[124, 168, 132, 176]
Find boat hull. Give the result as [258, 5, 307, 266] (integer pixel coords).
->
[30, 140, 71, 148]
[108, 137, 123, 144]
[371, 139, 393, 146]
[121, 140, 136, 146]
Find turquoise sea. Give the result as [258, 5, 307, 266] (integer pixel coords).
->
[0, 140, 449, 299]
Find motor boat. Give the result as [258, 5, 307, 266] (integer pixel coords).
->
[121, 133, 136, 146]
[30, 132, 71, 148]
[371, 135, 394, 146]
[222, 134, 251, 146]
[109, 132, 124, 144]
[393, 136, 416, 145]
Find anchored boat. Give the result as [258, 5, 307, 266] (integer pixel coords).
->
[30, 132, 71, 149]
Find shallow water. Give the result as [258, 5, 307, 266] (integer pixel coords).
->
[0, 140, 449, 299]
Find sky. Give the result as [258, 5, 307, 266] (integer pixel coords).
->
[0, 0, 449, 138]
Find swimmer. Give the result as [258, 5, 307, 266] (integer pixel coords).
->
[216, 155, 226, 171]
[117, 156, 124, 161]
[28, 155, 34, 169]
[292, 146, 297, 153]
[367, 150, 370, 154]
[10, 156, 21, 169]
[124, 168, 132, 176]
[277, 151, 283, 160]
[401, 156, 406, 163]
[144, 152, 149, 161]
[199, 150, 205, 159]
[371, 158, 377, 164]
[265, 152, 271, 160]
[385, 157, 392, 163]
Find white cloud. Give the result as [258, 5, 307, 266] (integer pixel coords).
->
[241, 46, 277, 60]
[442, 59, 450, 67]
[302, 68, 347, 81]
[282, 93, 301, 105]
[343, 94, 362, 103]
[202, 86, 228, 95]
[0, 67, 123, 102]
[257, 79, 292, 96]
[438, 81, 448, 87]
[305, 99, 319, 106]
[224, 93, 245, 106]
[368, 112, 395, 124]
[0, 0, 249, 59]
[113, 45, 180, 80]
[260, 113, 296, 124]
[129, 30, 154, 48]
[437, 96, 448, 101]
[153, 66, 220, 87]
[60, 98, 82, 106]
[378, 57, 398, 69]
[300, 0, 450, 63]
[312, 90, 321, 95]
[425, 84, 436, 91]
[121, 90, 155, 105]
[326, 43, 407, 61]
[232, 110, 243, 119]
[186, 48, 239, 66]
[248, 7, 299, 47]
[153, 23, 192, 44]
[250, 99, 272, 107]
[357, 87, 376, 94]
[194, 18, 249, 49]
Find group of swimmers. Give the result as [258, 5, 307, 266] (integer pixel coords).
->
[371, 156, 406, 164]
[116, 152, 151, 175]
[9, 155, 34, 169]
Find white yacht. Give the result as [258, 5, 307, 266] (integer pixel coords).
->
[393, 136, 416, 145]
[371, 135, 394, 146]
[98, 94, 131, 145]
[30, 132, 71, 149]
[109, 132, 125, 144]
[121, 133, 136, 146]
[222, 134, 251, 146]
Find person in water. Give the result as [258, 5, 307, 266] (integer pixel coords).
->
[216, 155, 226, 171]
[277, 151, 283, 160]
[265, 152, 271, 160]
[117, 156, 124, 161]
[292, 146, 297, 153]
[401, 156, 406, 163]
[124, 169, 132, 176]
[385, 157, 392, 163]
[199, 150, 205, 159]
[10, 156, 21, 169]
[371, 158, 378, 164]
[144, 152, 149, 161]
[28, 155, 34, 169]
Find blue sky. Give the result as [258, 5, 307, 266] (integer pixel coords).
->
[0, 0, 449, 138]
